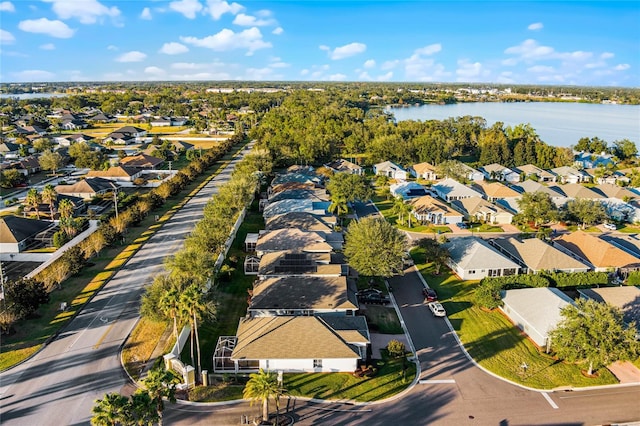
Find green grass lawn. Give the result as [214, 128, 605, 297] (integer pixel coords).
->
[410, 247, 619, 389]
[618, 225, 640, 234]
[467, 223, 504, 233]
[284, 355, 415, 402]
[361, 305, 403, 334]
[372, 196, 451, 234]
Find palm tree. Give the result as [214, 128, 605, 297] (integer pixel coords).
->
[179, 285, 215, 377]
[243, 369, 284, 424]
[328, 193, 349, 225]
[91, 392, 129, 426]
[392, 196, 412, 227]
[159, 284, 182, 338]
[58, 198, 73, 220]
[41, 184, 57, 219]
[128, 391, 158, 426]
[140, 368, 179, 426]
[25, 188, 42, 219]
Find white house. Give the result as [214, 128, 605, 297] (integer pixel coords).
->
[373, 161, 408, 180]
[500, 287, 575, 348]
[481, 163, 520, 183]
[444, 237, 520, 279]
[432, 178, 484, 203]
[410, 162, 439, 181]
[389, 181, 428, 200]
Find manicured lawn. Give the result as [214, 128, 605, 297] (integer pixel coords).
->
[284, 355, 416, 402]
[361, 305, 403, 334]
[618, 225, 640, 234]
[372, 195, 451, 234]
[467, 223, 504, 233]
[411, 248, 619, 389]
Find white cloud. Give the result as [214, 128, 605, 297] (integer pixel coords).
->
[116, 51, 147, 62]
[0, 1, 15, 12]
[272, 27, 283, 35]
[269, 61, 289, 68]
[358, 71, 372, 81]
[18, 18, 75, 38]
[144, 66, 166, 75]
[363, 59, 376, 68]
[614, 64, 630, 71]
[504, 39, 554, 60]
[456, 59, 488, 82]
[107, 45, 118, 51]
[43, 0, 120, 24]
[40, 43, 56, 50]
[528, 22, 543, 31]
[327, 42, 366, 60]
[205, 0, 243, 20]
[180, 27, 271, 55]
[381, 60, 399, 70]
[329, 73, 347, 81]
[171, 61, 229, 70]
[300, 69, 309, 76]
[170, 71, 232, 80]
[233, 12, 275, 26]
[600, 52, 614, 59]
[12, 69, 56, 81]
[528, 65, 555, 73]
[414, 43, 441, 56]
[319, 45, 329, 51]
[377, 71, 393, 81]
[0, 29, 15, 44]
[160, 42, 189, 55]
[140, 7, 152, 20]
[501, 58, 518, 66]
[169, 0, 202, 19]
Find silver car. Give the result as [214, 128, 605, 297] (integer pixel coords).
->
[428, 302, 446, 317]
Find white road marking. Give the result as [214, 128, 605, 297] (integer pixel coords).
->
[542, 392, 559, 409]
[419, 379, 456, 384]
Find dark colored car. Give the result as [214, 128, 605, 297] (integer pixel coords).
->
[456, 222, 468, 229]
[422, 287, 437, 302]
[357, 292, 390, 305]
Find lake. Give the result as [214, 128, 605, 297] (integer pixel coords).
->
[386, 102, 640, 148]
[0, 92, 68, 100]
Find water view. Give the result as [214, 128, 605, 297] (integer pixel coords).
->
[387, 102, 640, 148]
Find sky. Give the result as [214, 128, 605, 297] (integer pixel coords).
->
[0, 1, 638, 86]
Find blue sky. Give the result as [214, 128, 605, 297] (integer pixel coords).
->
[1, 1, 638, 85]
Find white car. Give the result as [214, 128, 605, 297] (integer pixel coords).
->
[603, 223, 617, 231]
[428, 302, 446, 317]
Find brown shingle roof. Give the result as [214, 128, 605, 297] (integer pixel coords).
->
[555, 231, 640, 269]
[491, 237, 589, 272]
[409, 195, 460, 217]
[231, 316, 361, 360]
[473, 181, 521, 198]
[250, 276, 356, 311]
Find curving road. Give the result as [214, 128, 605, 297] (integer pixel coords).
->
[0, 142, 255, 425]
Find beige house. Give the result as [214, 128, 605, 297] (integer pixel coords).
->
[410, 162, 439, 181]
[409, 195, 464, 225]
[451, 196, 514, 225]
[553, 231, 640, 273]
[490, 237, 590, 274]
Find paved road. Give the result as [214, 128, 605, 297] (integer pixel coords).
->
[0, 142, 254, 426]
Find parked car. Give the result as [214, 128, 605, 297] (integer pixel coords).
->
[456, 222, 468, 229]
[358, 292, 390, 305]
[428, 302, 446, 317]
[422, 287, 437, 302]
[357, 288, 382, 297]
[603, 223, 617, 231]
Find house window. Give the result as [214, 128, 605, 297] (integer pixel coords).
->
[468, 270, 476, 275]
[265, 360, 269, 369]
[503, 268, 517, 276]
[488, 269, 501, 277]
[313, 359, 322, 369]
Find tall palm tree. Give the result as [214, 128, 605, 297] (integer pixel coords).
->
[243, 369, 284, 424]
[392, 196, 412, 227]
[91, 392, 129, 426]
[41, 184, 57, 219]
[159, 284, 182, 338]
[128, 391, 158, 426]
[179, 285, 215, 377]
[140, 368, 179, 426]
[25, 188, 42, 219]
[58, 198, 73, 220]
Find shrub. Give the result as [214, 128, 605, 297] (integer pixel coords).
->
[627, 271, 640, 285]
[474, 279, 506, 309]
[544, 271, 610, 288]
[387, 340, 406, 358]
[53, 230, 70, 248]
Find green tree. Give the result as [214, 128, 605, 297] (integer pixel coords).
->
[91, 392, 129, 426]
[38, 150, 64, 175]
[612, 139, 637, 160]
[243, 368, 284, 424]
[41, 184, 57, 219]
[159, 283, 183, 338]
[0, 169, 24, 189]
[549, 299, 639, 376]
[25, 188, 42, 219]
[344, 217, 407, 278]
[392, 196, 412, 228]
[128, 391, 158, 426]
[435, 160, 469, 183]
[165, 248, 215, 288]
[416, 238, 450, 274]
[179, 285, 215, 377]
[326, 172, 372, 204]
[33, 138, 53, 152]
[565, 198, 606, 228]
[516, 191, 557, 228]
[140, 368, 179, 426]
[4, 277, 49, 319]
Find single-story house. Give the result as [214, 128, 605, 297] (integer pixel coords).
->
[500, 287, 575, 348]
[257, 251, 345, 279]
[472, 181, 521, 202]
[481, 163, 520, 183]
[248, 275, 357, 317]
[390, 181, 428, 200]
[594, 183, 636, 201]
[119, 154, 164, 170]
[551, 183, 604, 200]
[267, 188, 330, 204]
[514, 164, 557, 182]
[432, 178, 484, 203]
[460, 163, 485, 182]
[0, 216, 55, 253]
[86, 166, 143, 182]
[490, 237, 590, 274]
[550, 166, 591, 184]
[265, 211, 336, 232]
[601, 234, 640, 258]
[409, 195, 464, 225]
[410, 162, 439, 181]
[578, 286, 640, 333]
[574, 151, 615, 169]
[225, 316, 369, 373]
[269, 182, 318, 198]
[262, 199, 330, 219]
[510, 180, 566, 209]
[324, 159, 364, 175]
[451, 196, 514, 225]
[270, 171, 323, 188]
[373, 161, 408, 180]
[107, 126, 147, 142]
[254, 228, 336, 256]
[55, 177, 116, 200]
[444, 237, 520, 279]
[553, 231, 640, 273]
